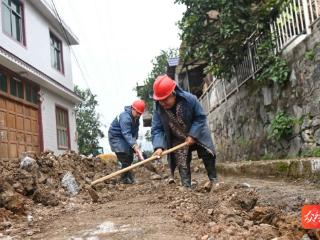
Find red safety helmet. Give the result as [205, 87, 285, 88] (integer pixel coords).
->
[132, 99, 145, 114]
[153, 75, 176, 100]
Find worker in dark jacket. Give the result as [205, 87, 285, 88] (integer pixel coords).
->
[151, 75, 217, 188]
[108, 100, 145, 184]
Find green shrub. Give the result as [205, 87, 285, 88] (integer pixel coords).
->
[300, 148, 320, 157]
[268, 112, 295, 141]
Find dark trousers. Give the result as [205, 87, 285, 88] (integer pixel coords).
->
[115, 152, 134, 182]
[169, 144, 217, 187]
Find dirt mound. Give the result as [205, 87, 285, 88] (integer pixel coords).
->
[144, 181, 310, 240]
[0, 151, 118, 217]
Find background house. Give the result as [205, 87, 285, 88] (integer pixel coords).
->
[0, 0, 81, 161]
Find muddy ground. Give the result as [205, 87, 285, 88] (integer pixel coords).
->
[1, 154, 320, 240]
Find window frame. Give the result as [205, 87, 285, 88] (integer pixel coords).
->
[50, 31, 64, 74]
[0, 71, 8, 93]
[25, 80, 39, 104]
[10, 77, 24, 99]
[0, 67, 39, 108]
[1, 0, 26, 46]
[55, 105, 70, 150]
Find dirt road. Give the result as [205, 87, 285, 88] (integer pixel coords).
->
[4, 169, 320, 240]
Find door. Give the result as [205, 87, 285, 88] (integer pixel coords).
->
[0, 96, 40, 160]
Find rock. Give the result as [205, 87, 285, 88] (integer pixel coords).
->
[226, 214, 244, 226]
[61, 172, 79, 196]
[32, 188, 59, 206]
[201, 235, 209, 240]
[12, 183, 24, 194]
[208, 222, 217, 227]
[302, 130, 315, 143]
[258, 223, 279, 238]
[194, 167, 199, 172]
[302, 118, 312, 130]
[26, 230, 34, 236]
[9, 169, 37, 195]
[2, 221, 11, 229]
[293, 105, 303, 119]
[150, 174, 162, 180]
[290, 68, 297, 87]
[225, 225, 237, 235]
[262, 87, 272, 106]
[38, 174, 48, 184]
[203, 181, 213, 192]
[207, 209, 214, 215]
[288, 137, 302, 157]
[250, 206, 278, 223]
[231, 191, 258, 211]
[234, 183, 251, 189]
[243, 220, 254, 229]
[20, 156, 38, 172]
[315, 129, 320, 145]
[182, 214, 193, 223]
[0, 185, 26, 214]
[211, 224, 223, 234]
[27, 214, 33, 226]
[312, 117, 320, 127]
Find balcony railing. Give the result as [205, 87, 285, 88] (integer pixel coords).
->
[199, 0, 320, 115]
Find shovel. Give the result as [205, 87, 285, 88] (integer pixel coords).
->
[87, 142, 188, 202]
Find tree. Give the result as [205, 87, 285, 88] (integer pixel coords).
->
[136, 49, 178, 112]
[74, 86, 104, 156]
[175, 0, 288, 79]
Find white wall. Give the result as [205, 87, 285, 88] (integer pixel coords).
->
[40, 87, 78, 154]
[0, 1, 74, 90]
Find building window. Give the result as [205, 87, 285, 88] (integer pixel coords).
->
[56, 107, 69, 149]
[10, 77, 23, 99]
[0, 72, 7, 92]
[50, 32, 64, 72]
[25, 82, 38, 104]
[1, 0, 24, 43]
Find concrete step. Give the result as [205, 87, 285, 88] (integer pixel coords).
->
[216, 158, 320, 180]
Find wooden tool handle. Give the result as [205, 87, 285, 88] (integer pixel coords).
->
[91, 142, 188, 186]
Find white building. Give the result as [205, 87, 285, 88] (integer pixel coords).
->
[0, 0, 81, 160]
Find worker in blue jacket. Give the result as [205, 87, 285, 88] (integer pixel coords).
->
[108, 100, 145, 184]
[151, 75, 217, 188]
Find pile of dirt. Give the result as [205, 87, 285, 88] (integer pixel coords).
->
[0, 151, 118, 216]
[140, 181, 313, 240]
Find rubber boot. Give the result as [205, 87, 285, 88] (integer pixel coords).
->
[178, 166, 191, 188]
[127, 171, 135, 184]
[120, 172, 131, 184]
[202, 155, 218, 182]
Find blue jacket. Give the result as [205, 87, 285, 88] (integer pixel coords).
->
[151, 86, 215, 154]
[108, 106, 140, 153]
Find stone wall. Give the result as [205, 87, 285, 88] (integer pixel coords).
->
[208, 20, 320, 162]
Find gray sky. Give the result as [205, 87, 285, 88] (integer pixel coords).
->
[50, 0, 185, 152]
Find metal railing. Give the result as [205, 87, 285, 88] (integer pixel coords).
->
[199, 0, 320, 114]
[199, 33, 264, 114]
[270, 0, 320, 51]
